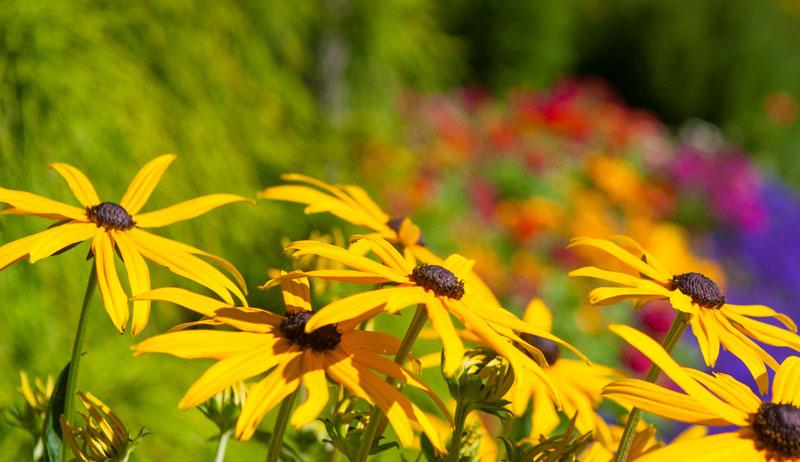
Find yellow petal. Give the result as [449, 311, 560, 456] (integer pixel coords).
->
[134, 194, 252, 228]
[304, 288, 400, 333]
[49, 163, 100, 207]
[713, 311, 775, 394]
[588, 286, 669, 306]
[635, 431, 762, 462]
[724, 304, 797, 332]
[608, 324, 748, 426]
[119, 154, 176, 214]
[0, 187, 87, 221]
[683, 369, 760, 415]
[290, 351, 329, 428]
[132, 287, 230, 316]
[133, 330, 277, 359]
[568, 237, 671, 283]
[602, 379, 730, 425]
[27, 222, 96, 263]
[426, 300, 465, 375]
[279, 273, 312, 312]
[772, 356, 800, 406]
[212, 307, 283, 333]
[0, 230, 56, 270]
[725, 310, 800, 351]
[442, 253, 476, 280]
[340, 330, 401, 355]
[568, 266, 649, 287]
[522, 298, 553, 332]
[127, 229, 246, 305]
[113, 232, 151, 336]
[354, 234, 414, 274]
[385, 285, 430, 313]
[690, 311, 713, 367]
[93, 232, 129, 333]
[530, 381, 560, 438]
[285, 240, 407, 283]
[181, 344, 300, 409]
[235, 354, 303, 440]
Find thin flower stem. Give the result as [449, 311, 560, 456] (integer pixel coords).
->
[214, 429, 233, 462]
[61, 265, 97, 462]
[613, 312, 690, 462]
[447, 401, 469, 462]
[355, 304, 428, 462]
[266, 388, 299, 462]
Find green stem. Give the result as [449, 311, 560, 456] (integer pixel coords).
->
[447, 401, 469, 462]
[61, 265, 97, 462]
[355, 305, 428, 462]
[214, 429, 233, 462]
[266, 388, 298, 462]
[613, 312, 690, 462]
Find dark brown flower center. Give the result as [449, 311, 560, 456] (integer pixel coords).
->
[518, 333, 560, 366]
[410, 264, 464, 300]
[670, 272, 726, 309]
[280, 310, 341, 351]
[751, 402, 800, 459]
[86, 202, 135, 231]
[388, 217, 426, 246]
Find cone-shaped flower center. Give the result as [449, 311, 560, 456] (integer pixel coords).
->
[670, 272, 726, 309]
[280, 310, 341, 351]
[519, 333, 560, 366]
[86, 202, 135, 231]
[410, 264, 464, 300]
[752, 402, 800, 458]
[388, 216, 425, 246]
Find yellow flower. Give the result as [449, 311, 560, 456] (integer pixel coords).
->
[507, 299, 622, 442]
[262, 235, 588, 406]
[0, 155, 249, 335]
[580, 422, 707, 462]
[260, 173, 502, 307]
[59, 391, 145, 462]
[569, 236, 800, 393]
[603, 324, 800, 462]
[131, 277, 449, 451]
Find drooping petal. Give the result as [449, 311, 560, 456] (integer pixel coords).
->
[0, 187, 87, 221]
[426, 300, 465, 376]
[713, 311, 776, 394]
[119, 154, 176, 214]
[235, 354, 303, 440]
[181, 343, 300, 409]
[724, 304, 797, 332]
[353, 234, 414, 274]
[49, 163, 100, 207]
[127, 229, 246, 305]
[587, 286, 670, 307]
[771, 356, 800, 406]
[93, 232, 129, 333]
[635, 431, 763, 462]
[523, 298, 553, 332]
[602, 379, 730, 425]
[725, 310, 800, 351]
[608, 324, 748, 426]
[290, 351, 329, 428]
[134, 194, 252, 228]
[690, 310, 713, 367]
[27, 222, 97, 263]
[568, 266, 648, 287]
[113, 231, 151, 336]
[132, 330, 278, 360]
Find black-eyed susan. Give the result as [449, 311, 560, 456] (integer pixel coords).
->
[260, 173, 502, 308]
[0, 155, 249, 335]
[262, 235, 588, 406]
[603, 324, 800, 462]
[569, 236, 800, 393]
[508, 299, 621, 442]
[131, 277, 449, 451]
[580, 422, 707, 462]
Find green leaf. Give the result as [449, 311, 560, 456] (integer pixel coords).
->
[42, 362, 70, 462]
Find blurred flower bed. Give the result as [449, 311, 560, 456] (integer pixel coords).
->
[355, 79, 800, 390]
